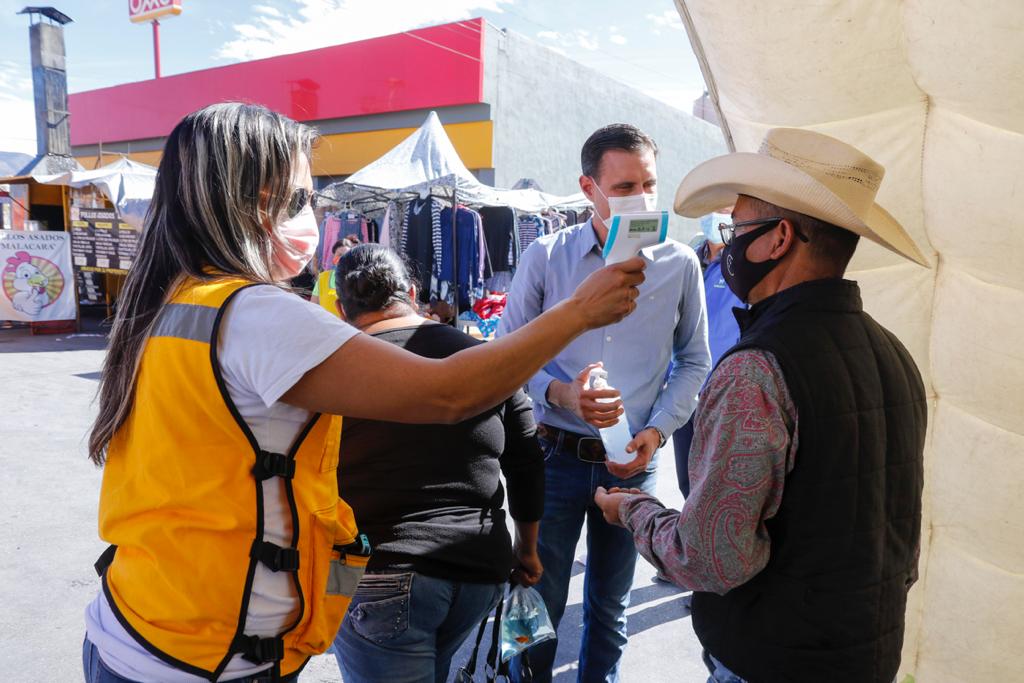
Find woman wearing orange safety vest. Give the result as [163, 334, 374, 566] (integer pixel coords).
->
[82, 102, 646, 683]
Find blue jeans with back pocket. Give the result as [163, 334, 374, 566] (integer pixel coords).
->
[332, 571, 502, 683]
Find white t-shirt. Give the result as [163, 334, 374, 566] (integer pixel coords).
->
[85, 285, 360, 682]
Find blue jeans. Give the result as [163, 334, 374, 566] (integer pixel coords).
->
[332, 571, 502, 683]
[672, 414, 696, 498]
[511, 431, 657, 683]
[83, 639, 134, 683]
[81, 637, 295, 682]
[703, 650, 748, 683]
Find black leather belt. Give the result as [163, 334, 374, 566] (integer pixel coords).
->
[537, 423, 606, 464]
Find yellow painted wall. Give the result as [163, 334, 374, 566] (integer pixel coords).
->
[312, 120, 493, 177]
[75, 121, 494, 177]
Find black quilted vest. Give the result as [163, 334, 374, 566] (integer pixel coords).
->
[692, 279, 927, 683]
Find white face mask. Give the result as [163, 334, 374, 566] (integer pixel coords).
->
[590, 179, 658, 225]
[703, 212, 730, 244]
[270, 205, 319, 281]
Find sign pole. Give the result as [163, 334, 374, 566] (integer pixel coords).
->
[152, 19, 162, 78]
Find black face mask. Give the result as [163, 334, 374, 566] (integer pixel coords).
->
[721, 222, 783, 303]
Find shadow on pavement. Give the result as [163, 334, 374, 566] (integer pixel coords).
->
[0, 315, 110, 354]
[0, 328, 108, 354]
[549, 580, 690, 682]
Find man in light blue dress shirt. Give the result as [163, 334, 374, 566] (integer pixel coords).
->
[498, 124, 710, 682]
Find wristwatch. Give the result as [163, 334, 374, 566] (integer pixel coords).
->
[650, 427, 668, 449]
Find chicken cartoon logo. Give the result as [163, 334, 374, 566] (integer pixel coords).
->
[2, 251, 65, 317]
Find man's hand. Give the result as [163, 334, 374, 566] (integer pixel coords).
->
[605, 427, 661, 480]
[594, 486, 639, 527]
[510, 544, 544, 587]
[547, 363, 624, 428]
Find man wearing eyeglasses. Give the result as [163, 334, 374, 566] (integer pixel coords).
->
[595, 128, 928, 683]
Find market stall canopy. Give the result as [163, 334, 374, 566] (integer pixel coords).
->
[674, 1, 1023, 680]
[34, 157, 157, 229]
[324, 111, 588, 212]
[0, 152, 33, 177]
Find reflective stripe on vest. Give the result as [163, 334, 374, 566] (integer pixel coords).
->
[97, 277, 365, 681]
[150, 302, 220, 342]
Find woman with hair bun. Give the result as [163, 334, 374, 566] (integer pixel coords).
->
[329, 244, 545, 683]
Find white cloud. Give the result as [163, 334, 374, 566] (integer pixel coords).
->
[218, 0, 514, 61]
[535, 27, 599, 52]
[0, 62, 37, 155]
[574, 29, 599, 51]
[647, 10, 684, 31]
[609, 34, 627, 46]
[252, 4, 285, 18]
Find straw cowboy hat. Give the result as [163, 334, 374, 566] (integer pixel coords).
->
[674, 128, 929, 267]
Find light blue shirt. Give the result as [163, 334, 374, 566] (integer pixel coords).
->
[497, 220, 711, 439]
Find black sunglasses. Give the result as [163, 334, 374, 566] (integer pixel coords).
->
[718, 217, 809, 246]
[286, 187, 320, 219]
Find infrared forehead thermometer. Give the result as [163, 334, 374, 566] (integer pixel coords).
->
[601, 211, 669, 264]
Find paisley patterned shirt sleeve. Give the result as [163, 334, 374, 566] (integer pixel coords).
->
[620, 349, 799, 595]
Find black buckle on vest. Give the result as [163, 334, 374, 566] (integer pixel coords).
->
[333, 533, 372, 559]
[233, 634, 285, 664]
[94, 544, 117, 577]
[251, 540, 300, 572]
[252, 451, 295, 481]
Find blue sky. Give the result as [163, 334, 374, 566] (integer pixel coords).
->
[0, 0, 707, 154]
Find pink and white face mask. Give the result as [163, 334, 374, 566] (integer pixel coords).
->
[270, 204, 319, 281]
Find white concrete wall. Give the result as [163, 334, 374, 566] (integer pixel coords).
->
[484, 24, 726, 240]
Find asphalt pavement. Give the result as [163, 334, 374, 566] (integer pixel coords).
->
[0, 327, 707, 682]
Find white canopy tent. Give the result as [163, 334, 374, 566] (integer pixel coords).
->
[675, 1, 1023, 679]
[322, 111, 589, 212]
[34, 157, 157, 229]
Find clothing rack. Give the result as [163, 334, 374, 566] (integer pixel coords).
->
[318, 179, 591, 327]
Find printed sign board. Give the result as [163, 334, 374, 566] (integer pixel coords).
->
[70, 208, 139, 274]
[0, 231, 77, 322]
[129, 0, 183, 23]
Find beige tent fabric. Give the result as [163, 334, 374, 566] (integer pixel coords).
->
[675, 1, 1024, 680]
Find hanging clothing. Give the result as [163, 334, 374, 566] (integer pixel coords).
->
[338, 211, 366, 243]
[401, 197, 440, 303]
[478, 218, 491, 282]
[518, 215, 542, 253]
[319, 214, 342, 270]
[439, 206, 484, 312]
[380, 202, 394, 248]
[484, 271, 514, 293]
[479, 206, 517, 274]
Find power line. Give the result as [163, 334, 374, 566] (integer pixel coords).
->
[400, 30, 481, 63]
[495, 7, 697, 89]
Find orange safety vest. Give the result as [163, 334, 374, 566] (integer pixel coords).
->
[96, 276, 366, 681]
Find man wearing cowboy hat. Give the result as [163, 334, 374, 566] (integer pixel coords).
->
[595, 128, 928, 683]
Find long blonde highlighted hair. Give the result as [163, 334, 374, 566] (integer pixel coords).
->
[88, 103, 317, 464]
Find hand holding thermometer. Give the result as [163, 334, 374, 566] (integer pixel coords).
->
[602, 211, 669, 264]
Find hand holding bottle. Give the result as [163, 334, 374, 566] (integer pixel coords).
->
[547, 362, 623, 428]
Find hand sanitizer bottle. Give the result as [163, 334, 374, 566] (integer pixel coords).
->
[588, 368, 633, 465]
